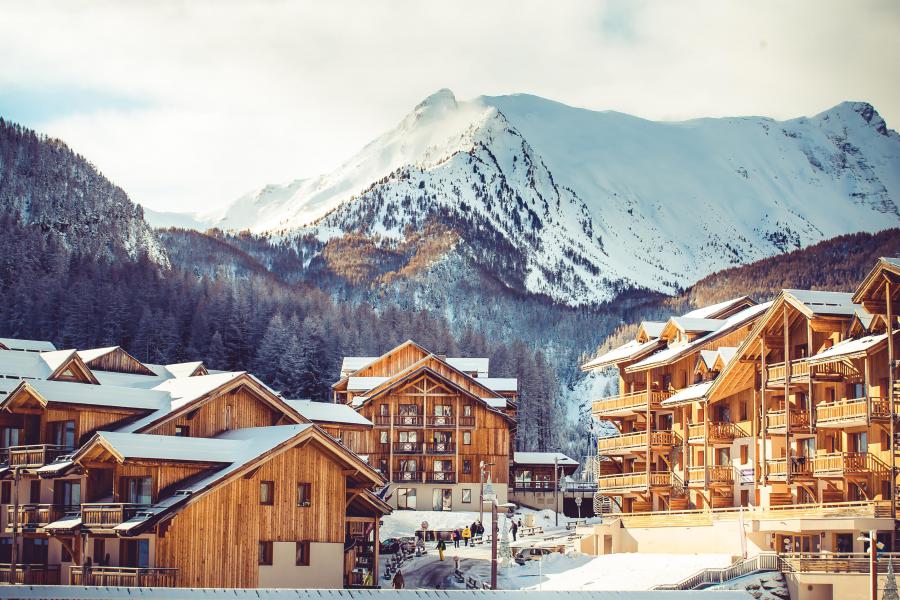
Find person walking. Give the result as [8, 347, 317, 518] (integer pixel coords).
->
[452, 528, 460, 548]
[511, 519, 518, 541]
[462, 526, 471, 547]
[436, 537, 446, 561]
[392, 570, 405, 589]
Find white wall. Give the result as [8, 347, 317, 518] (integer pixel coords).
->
[258, 542, 343, 589]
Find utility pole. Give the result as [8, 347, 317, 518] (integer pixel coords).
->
[479, 461, 485, 525]
[11, 467, 20, 582]
[553, 455, 559, 527]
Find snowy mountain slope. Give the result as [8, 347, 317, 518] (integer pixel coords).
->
[196, 90, 900, 304]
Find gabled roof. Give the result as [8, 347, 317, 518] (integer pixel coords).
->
[683, 296, 755, 319]
[852, 257, 900, 304]
[0, 338, 56, 352]
[162, 361, 207, 378]
[76, 431, 238, 464]
[479, 378, 518, 392]
[334, 340, 431, 384]
[0, 379, 170, 412]
[667, 317, 724, 335]
[661, 381, 715, 407]
[77, 346, 155, 376]
[784, 289, 858, 317]
[0, 349, 99, 384]
[581, 338, 664, 371]
[698, 350, 719, 370]
[284, 399, 373, 427]
[806, 332, 890, 364]
[636, 321, 666, 341]
[714, 347, 738, 370]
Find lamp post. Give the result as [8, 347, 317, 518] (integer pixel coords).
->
[553, 456, 559, 527]
[483, 476, 498, 590]
[479, 461, 494, 525]
[858, 530, 884, 600]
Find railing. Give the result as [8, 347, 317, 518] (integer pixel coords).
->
[780, 552, 900, 574]
[816, 396, 889, 425]
[810, 360, 859, 379]
[811, 452, 869, 476]
[596, 471, 670, 492]
[395, 471, 419, 482]
[69, 566, 178, 587]
[685, 466, 733, 485]
[5, 504, 65, 530]
[766, 360, 809, 382]
[81, 503, 150, 528]
[688, 422, 748, 442]
[425, 471, 455, 483]
[425, 442, 455, 454]
[0, 563, 61, 585]
[598, 431, 646, 454]
[426, 416, 455, 427]
[373, 415, 391, 426]
[393, 415, 423, 427]
[8, 444, 70, 467]
[392, 442, 423, 454]
[765, 410, 810, 430]
[654, 552, 782, 590]
[513, 481, 556, 491]
[592, 389, 673, 416]
[766, 458, 811, 479]
[458, 416, 475, 427]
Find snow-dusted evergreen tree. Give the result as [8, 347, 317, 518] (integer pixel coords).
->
[885, 558, 899, 600]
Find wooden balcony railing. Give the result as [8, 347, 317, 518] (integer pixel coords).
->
[513, 481, 556, 491]
[592, 390, 673, 416]
[685, 465, 734, 485]
[810, 360, 859, 380]
[0, 563, 61, 585]
[766, 360, 810, 383]
[596, 471, 670, 492]
[392, 442, 423, 454]
[69, 566, 177, 587]
[394, 415, 423, 427]
[425, 471, 456, 483]
[687, 422, 748, 443]
[425, 442, 455, 454]
[426, 416, 455, 427]
[458, 416, 476, 428]
[766, 457, 812, 480]
[81, 503, 150, 529]
[598, 431, 646, 454]
[373, 415, 391, 427]
[395, 471, 419, 482]
[811, 452, 871, 477]
[8, 444, 71, 467]
[816, 396, 889, 425]
[765, 410, 810, 430]
[5, 504, 65, 531]
[780, 552, 900, 574]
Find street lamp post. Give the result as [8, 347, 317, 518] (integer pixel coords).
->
[858, 530, 883, 600]
[554, 456, 559, 527]
[483, 477, 498, 590]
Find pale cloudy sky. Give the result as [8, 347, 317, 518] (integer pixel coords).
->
[1, 0, 898, 213]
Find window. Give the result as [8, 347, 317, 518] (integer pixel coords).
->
[296, 541, 310, 566]
[432, 488, 452, 511]
[120, 539, 149, 568]
[739, 400, 748, 421]
[398, 431, 418, 442]
[54, 480, 81, 510]
[739, 489, 749, 507]
[716, 448, 730, 466]
[23, 538, 48, 564]
[462, 489, 472, 503]
[433, 460, 451, 473]
[51, 420, 75, 448]
[174, 425, 190, 437]
[379, 404, 389, 416]
[462, 460, 472, 475]
[800, 438, 816, 458]
[739, 445, 748, 465]
[258, 541, 273, 565]
[378, 459, 388, 474]
[0, 426, 19, 448]
[397, 488, 416, 510]
[0, 538, 11, 563]
[379, 431, 389, 444]
[30, 480, 41, 503]
[260, 481, 274, 505]
[853, 383, 865, 399]
[93, 539, 106, 565]
[851, 432, 868, 454]
[123, 477, 152, 504]
[463, 431, 471, 445]
[225, 404, 233, 430]
[61, 541, 74, 563]
[434, 404, 452, 416]
[398, 404, 418, 415]
[1, 481, 10, 504]
[297, 483, 311, 507]
[399, 459, 418, 473]
[463, 405, 473, 417]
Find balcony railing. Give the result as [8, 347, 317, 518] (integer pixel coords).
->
[592, 389, 673, 417]
[687, 422, 749, 443]
[596, 471, 671, 492]
[811, 452, 871, 477]
[4, 504, 65, 531]
[425, 471, 456, 483]
[82, 503, 150, 529]
[766, 360, 810, 383]
[426, 416, 455, 427]
[458, 416, 476, 427]
[598, 430, 675, 455]
[373, 415, 391, 427]
[765, 410, 810, 431]
[392, 442, 423, 454]
[513, 481, 557, 491]
[395, 471, 419, 482]
[0, 563, 61, 585]
[685, 465, 734, 486]
[815, 396, 889, 426]
[425, 442, 455, 454]
[780, 552, 900, 574]
[766, 457, 812, 480]
[394, 415, 423, 427]
[8, 444, 71, 467]
[69, 566, 177, 587]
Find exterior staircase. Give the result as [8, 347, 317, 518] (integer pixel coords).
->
[652, 552, 783, 591]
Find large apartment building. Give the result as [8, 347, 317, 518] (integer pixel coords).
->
[579, 257, 900, 600]
[0, 344, 389, 588]
[331, 340, 518, 511]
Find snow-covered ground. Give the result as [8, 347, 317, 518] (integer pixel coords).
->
[379, 507, 599, 540]
[711, 571, 790, 600]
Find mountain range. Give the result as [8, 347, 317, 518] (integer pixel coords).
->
[149, 90, 900, 305]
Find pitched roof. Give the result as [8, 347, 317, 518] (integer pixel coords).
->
[284, 399, 373, 427]
[806, 332, 890, 364]
[698, 350, 719, 370]
[581, 338, 664, 371]
[661, 381, 714, 407]
[479, 377, 518, 392]
[670, 317, 724, 334]
[82, 431, 240, 463]
[1, 379, 170, 411]
[785, 289, 858, 316]
[683, 296, 754, 319]
[0, 349, 98, 383]
[637, 321, 666, 340]
[76, 346, 120, 363]
[0, 338, 56, 352]
[513, 452, 578, 466]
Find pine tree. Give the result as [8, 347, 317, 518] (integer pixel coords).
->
[885, 558, 899, 600]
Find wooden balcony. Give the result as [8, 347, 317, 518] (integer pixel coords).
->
[425, 471, 456, 483]
[765, 409, 810, 432]
[766, 458, 812, 481]
[513, 480, 557, 491]
[82, 503, 150, 530]
[426, 416, 455, 427]
[458, 416, 476, 428]
[598, 430, 675, 456]
[393, 415, 423, 427]
[392, 442, 423, 454]
[811, 452, 872, 478]
[687, 422, 749, 445]
[395, 470, 420, 482]
[596, 471, 670, 493]
[592, 390, 673, 417]
[373, 415, 391, 427]
[686, 465, 734, 487]
[780, 552, 900, 574]
[0, 563, 60, 585]
[69, 566, 177, 587]
[4, 504, 64, 531]
[809, 360, 859, 381]
[766, 360, 810, 385]
[815, 396, 889, 428]
[7, 444, 71, 467]
[425, 442, 455, 454]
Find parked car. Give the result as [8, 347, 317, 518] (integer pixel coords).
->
[514, 547, 553, 565]
[379, 538, 400, 554]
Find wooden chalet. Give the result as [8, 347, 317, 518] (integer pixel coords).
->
[0, 342, 390, 588]
[332, 341, 517, 511]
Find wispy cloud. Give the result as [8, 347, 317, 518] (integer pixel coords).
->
[1, 0, 898, 212]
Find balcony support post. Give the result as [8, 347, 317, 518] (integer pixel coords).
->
[645, 371, 652, 505]
[388, 403, 394, 482]
[807, 320, 814, 435]
[454, 395, 460, 482]
[886, 277, 896, 526]
[865, 354, 872, 426]
[783, 305, 792, 486]
[703, 401, 709, 489]
[760, 338, 768, 486]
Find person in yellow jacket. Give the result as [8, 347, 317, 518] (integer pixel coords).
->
[436, 538, 446, 561]
[462, 526, 472, 547]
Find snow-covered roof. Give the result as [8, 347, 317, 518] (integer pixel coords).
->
[482, 397, 509, 409]
[76, 346, 119, 363]
[807, 332, 889, 363]
[671, 317, 724, 333]
[582, 338, 663, 371]
[683, 296, 752, 319]
[162, 361, 205, 378]
[480, 377, 517, 392]
[341, 356, 376, 374]
[446, 357, 489, 376]
[8, 379, 170, 410]
[44, 514, 82, 532]
[785, 289, 859, 316]
[698, 350, 719, 369]
[513, 452, 578, 466]
[87, 431, 241, 463]
[853, 309, 875, 331]
[0, 337, 56, 352]
[716, 347, 738, 366]
[284, 399, 373, 427]
[0, 349, 86, 379]
[628, 302, 771, 372]
[661, 381, 714, 407]
[347, 376, 389, 391]
[638, 321, 666, 339]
